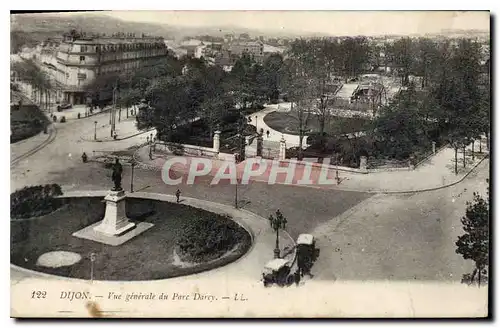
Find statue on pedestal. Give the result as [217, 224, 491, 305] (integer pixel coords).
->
[111, 158, 123, 191]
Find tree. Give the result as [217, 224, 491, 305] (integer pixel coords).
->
[370, 82, 431, 160]
[427, 39, 484, 172]
[280, 56, 315, 160]
[137, 75, 197, 141]
[413, 38, 441, 89]
[230, 53, 261, 109]
[456, 183, 489, 287]
[391, 37, 414, 86]
[260, 53, 284, 103]
[11, 59, 53, 110]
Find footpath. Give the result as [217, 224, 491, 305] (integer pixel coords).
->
[80, 117, 156, 143]
[132, 139, 489, 194]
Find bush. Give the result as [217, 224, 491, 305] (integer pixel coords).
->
[60, 116, 66, 123]
[11, 184, 64, 220]
[176, 215, 249, 263]
[168, 143, 185, 156]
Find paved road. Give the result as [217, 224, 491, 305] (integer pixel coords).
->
[311, 159, 489, 282]
[10, 109, 490, 284]
[10, 110, 151, 193]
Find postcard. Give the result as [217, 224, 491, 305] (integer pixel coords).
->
[10, 10, 490, 318]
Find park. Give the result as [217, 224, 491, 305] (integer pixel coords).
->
[10, 32, 490, 297]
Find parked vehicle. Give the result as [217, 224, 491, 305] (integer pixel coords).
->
[57, 103, 72, 111]
[261, 258, 293, 287]
[296, 234, 319, 277]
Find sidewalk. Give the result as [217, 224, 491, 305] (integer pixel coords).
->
[81, 117, 156, 142]
[132, 140, 489, 194]
[247, 103, 368, 148]
[51, 105, 113, 121]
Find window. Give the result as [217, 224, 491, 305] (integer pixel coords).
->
[81, 45, 88, 52]
[80, 56, 86, 62]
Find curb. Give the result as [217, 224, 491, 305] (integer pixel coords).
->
[11, 190, 277, 283]
[52, 107, 112, 122]
[81, 128, 155, 143]
[130, 141, 489, 195]
[381, 154, 489, 195]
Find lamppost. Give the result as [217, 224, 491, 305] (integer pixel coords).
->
[255, 115, 258, 131]
[110, 86, 117, 137]
[130, 159, 135, 193]
[94, 121, 97, 141]
[234, 153, 240, 209]
[90, 253, 96, 283]
[234, 113, 246, 209]
[268, 209, 287, 259]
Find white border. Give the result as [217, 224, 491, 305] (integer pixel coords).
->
[4, 1, 496, 327]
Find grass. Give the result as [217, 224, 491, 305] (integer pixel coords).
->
[11, 197, 252, 281]
[263, 111, 370, 136]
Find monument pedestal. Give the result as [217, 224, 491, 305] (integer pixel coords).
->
[93, 190, 135, 236]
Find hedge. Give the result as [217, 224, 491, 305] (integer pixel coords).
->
[11, 184, 63, 220]
[176, 215, 250, 263]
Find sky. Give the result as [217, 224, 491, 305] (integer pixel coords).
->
[104, 11, 490, 36]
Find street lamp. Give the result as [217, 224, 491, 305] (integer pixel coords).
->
[90, 253, 96, 283]
[94, 121, 97, 141]
[268, 209, 287, 259]
[130, 159, 136, 193]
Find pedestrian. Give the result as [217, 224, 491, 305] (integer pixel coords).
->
[146, 136, 150, 144]
[149, 146, 153, 160]
[175, 189, 181, 203]
[266, 130, 270, 138]
[150, 133, 153, 144]
[294, 269, 301, 287]
[81, 152, 88, 163]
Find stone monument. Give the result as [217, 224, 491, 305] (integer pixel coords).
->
[94, 159, 135, 236]
[73, 158, 154, 246]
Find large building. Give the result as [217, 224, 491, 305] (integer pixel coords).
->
[33, 31, 169, 105]
[227, 41, 264, 62]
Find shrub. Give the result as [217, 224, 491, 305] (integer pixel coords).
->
[168, 143, 185, 156]
[176, 215, 249, 263]
[11, 184, 64, 220]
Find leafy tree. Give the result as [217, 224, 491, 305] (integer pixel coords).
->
[338, 36, 370, 80]
[230, 53, 261, 109]
[456, 182, 489, 287]
[138, 76, 196, 141]
[260, 53, 284, 103]
[429, 39, 483, 172]
[11, 59, 53, 110]
[391, 37, 414, 86]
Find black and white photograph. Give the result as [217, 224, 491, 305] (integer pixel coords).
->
[9, 10, 491, 318]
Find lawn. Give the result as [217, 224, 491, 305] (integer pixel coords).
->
[11, 197, 251, 281]
[263, 111, 370, 136]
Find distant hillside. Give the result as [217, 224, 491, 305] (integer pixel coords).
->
[11, 13, 176, 37]
[10, 12, 321, 46]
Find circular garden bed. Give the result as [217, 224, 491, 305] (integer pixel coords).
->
[263, 111, 370, 136]
[11, 197, 252, 281]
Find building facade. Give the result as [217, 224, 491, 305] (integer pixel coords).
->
[34, 31, 169, 105]
[227, 41, 264, 62]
